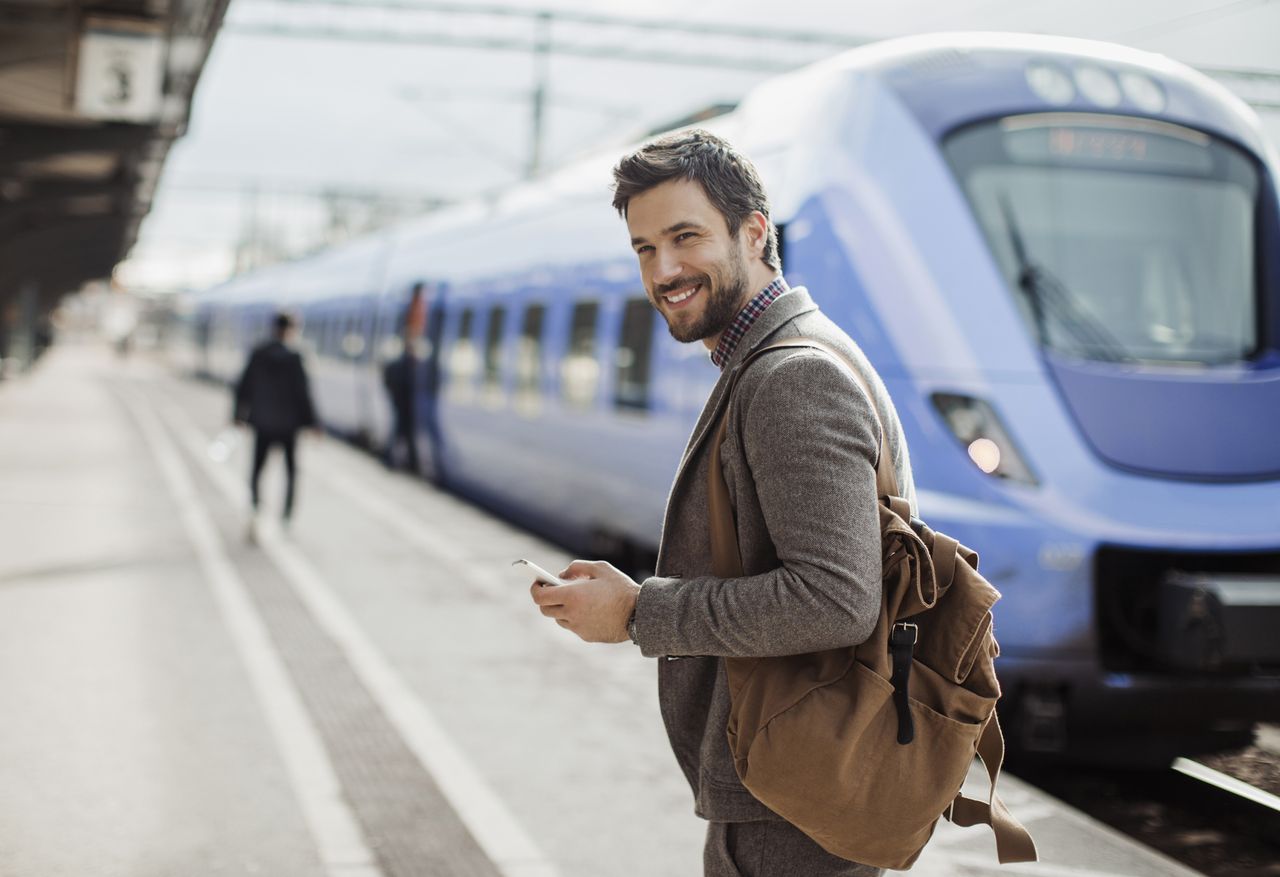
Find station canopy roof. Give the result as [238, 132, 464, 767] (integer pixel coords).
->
[0, 0, 229, 311]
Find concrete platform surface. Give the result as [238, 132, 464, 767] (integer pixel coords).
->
[0, 345, 1202, 877]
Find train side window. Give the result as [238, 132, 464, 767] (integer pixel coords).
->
[300, 317, 317, 355]
[515, 303, 546, 416]
[482, 305, 507, 405]
[319, 317, 332, 357]
[342, 315, 365, 359]
[330, 316, 345, 358]
[447, 307, 479, 401]
[378, 310, 403, 361]
[358, 312, 374, 360]
[561, 300, 600, 410]
[615, 297, 654, 412]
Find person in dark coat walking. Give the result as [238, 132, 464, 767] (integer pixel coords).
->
[234, 311, 317, 538]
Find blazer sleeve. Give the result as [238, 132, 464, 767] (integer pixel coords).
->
[632, 352, 883, 658]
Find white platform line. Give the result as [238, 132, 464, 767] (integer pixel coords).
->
[940, 853, 1166, 877]
[114, 385, 382, 877]
[151, 393, 562, 877]
[1172, 757, 1280, 812]
[931, 773, 1202, 877]
[303, 435, 643, 693]
[156, 375, 639, 690]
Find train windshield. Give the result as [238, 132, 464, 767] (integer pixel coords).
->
[944, 113, 1261, 365]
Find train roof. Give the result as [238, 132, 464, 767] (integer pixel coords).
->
[826, 32, 1264, 150]
[199, 32, 1276, 306]
[384, 31, 1275, 261]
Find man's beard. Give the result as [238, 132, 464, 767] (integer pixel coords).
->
[655, 246, 751, 344]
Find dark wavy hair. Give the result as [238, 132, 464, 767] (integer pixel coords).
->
[611, 129, 780, 272]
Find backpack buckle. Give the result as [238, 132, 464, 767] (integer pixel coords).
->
[891, 622, 918, 647]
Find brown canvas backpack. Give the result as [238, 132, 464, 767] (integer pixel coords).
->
[709, 338, 1038, 871]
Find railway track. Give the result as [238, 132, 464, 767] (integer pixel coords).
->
[1016, 727, 1280, 876]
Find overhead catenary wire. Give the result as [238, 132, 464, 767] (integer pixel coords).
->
[223, 0, 1280, 105]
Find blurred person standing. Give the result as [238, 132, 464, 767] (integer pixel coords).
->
[234, 311, 318, 540]
[382, 284, 426, 472]
[528, 130, 916, 876]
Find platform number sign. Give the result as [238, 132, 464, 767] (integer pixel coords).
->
[76, 21, 165, 123]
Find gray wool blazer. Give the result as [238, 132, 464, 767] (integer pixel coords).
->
[632, 287, 918, 823]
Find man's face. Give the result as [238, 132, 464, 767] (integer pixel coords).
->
[626, 179, 753, 345]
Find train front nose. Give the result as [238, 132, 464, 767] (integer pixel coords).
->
[1045, 355, 1280, 482]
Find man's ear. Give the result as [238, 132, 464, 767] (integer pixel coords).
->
[742, 211, 768, 258]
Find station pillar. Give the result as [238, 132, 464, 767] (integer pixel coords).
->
[1, 281, 41, 378]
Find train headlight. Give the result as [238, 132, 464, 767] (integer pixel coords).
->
[1026, 62, 1074, 105]
[1074, 66, 1122, 108]
[931, 393, 1038, 485]
[1119, 71, 1166, 113]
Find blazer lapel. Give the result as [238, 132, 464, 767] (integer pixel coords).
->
[668, 288, 819, 493]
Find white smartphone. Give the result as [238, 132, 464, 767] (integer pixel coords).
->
[512, 558, 571, 587]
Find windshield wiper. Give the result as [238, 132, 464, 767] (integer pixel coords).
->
[998, 197, 1131, 363]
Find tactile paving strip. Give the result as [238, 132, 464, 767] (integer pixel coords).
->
[223, 529, 503, 877]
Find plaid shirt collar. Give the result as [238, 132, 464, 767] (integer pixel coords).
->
[710, 276, 790, 371]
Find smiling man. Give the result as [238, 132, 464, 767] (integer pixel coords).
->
[528, 130, 917, 876]
[629, 175, 760, 346]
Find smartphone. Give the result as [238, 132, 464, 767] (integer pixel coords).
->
[512, 558, 571, 587]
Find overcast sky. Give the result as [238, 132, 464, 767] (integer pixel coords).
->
[118, 0, 1280, 291]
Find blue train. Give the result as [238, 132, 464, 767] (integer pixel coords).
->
[186, 33, 1280, 760]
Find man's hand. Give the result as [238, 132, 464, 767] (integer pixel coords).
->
[529, 559, 639, 644]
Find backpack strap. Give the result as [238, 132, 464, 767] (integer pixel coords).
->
[709, 338, 920, 742]
[777, 339, 901, 500]
[728, 340, 900, 492]
[945, 712, 1039, 864]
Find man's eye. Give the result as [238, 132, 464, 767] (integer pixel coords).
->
[636, 245, 653, 255]
[675, 232, 695, 242]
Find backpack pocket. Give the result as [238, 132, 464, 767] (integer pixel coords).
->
[733, 659, 985, 870]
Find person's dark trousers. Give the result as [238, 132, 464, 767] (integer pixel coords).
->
[384, 409, 419, 472]
[251, 430, 298, 519]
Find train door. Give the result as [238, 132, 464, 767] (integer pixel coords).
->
[349, 294, 380, 442]
[339, 307, 368, 435]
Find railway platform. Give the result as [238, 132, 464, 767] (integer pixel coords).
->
[0, 342, 1204, 877]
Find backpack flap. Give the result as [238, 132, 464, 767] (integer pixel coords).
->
[880, 509, 939, 619]
[913, 527, 1002, 694]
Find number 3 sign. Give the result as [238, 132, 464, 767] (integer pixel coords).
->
[75, 17, 165, 123]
